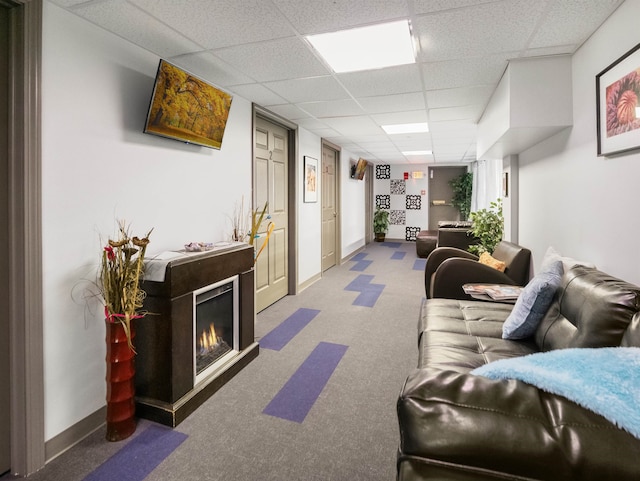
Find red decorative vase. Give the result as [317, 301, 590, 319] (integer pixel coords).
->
[105, 319, 136, 442]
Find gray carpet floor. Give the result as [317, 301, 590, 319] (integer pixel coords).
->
[8, 241, 425, 481]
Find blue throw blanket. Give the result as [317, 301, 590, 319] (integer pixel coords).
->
[472, 347, 640, 440]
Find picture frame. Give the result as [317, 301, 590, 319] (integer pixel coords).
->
[596, 42, 640, 156]
[303, 156, 318, 203]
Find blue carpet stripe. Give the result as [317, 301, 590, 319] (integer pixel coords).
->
[260, 308, 320, 351]
[351, 252, 367, 261]
[345, 274, 385, 307]
[381, 241, 402, 248]
[350, 259, 372, 271]
[263, 342, 348, 423]
[391, 251, 406, 260]
[413, 258, 427, 271]
[82, 424, 187, 481]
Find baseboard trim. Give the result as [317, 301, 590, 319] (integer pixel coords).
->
[45, 407, 105, 463]
[298, 272, 321, 293]
[341, 244, 366, 264]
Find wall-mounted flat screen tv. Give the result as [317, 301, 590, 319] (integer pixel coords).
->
[144, 59, 233, 150]
[351, 158, 368, 180]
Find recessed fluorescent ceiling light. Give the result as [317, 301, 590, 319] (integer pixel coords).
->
[382, 122, 429, 134]
[403, 150, 432, 156]
[306, 20, 415, 73]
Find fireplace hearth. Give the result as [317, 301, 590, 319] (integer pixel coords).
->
[135, 243, 258, 427]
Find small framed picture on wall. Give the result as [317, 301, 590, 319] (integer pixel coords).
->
[304, 156, 318, 203]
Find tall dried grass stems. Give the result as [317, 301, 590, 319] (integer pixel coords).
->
[100, 221, 153, 352]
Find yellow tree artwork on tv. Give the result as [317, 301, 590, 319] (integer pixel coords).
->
[146, 60, 233, 149]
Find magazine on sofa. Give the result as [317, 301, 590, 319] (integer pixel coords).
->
[463, 284, 523, 300]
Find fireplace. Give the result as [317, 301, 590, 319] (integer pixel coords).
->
[194, 276, 238, 384]
[135, 243, 258, 426]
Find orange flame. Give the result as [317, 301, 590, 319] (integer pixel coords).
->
[199, 323, 219, 352]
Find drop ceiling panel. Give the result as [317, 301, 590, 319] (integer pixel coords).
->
[338, 64, 422, 97]
[528, 0, 623, 49]
[272, 0, 411, 35]
[322, 116, 384, 136]
[426, 85, 494, 109]
[428, 105, 483, 122]
[70, 0, 202, 58]
[228, 84, 288, 106]
[357, 92, 425, 114]
[170, 52, 254, 87]
[413, 1, 547, 62]
[131, 0, 296, 49]
[421, 55, 509, 91]
[264, 76, 350, 103]
[298, 99, 365, 118]
[214, 37, 331, 82]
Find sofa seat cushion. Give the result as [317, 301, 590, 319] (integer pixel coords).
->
[418, 299, 536, 371]
[397, 368, 640, 481]
[418, 330, 537, 372]
[419, 298, 512, 340]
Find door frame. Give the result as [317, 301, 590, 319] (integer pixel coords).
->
[321, 139, 342, 269]
[252, 105, 298, 296]
[7, 0, 46, 475]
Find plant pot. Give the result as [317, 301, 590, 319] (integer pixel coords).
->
[375, 233, 386, 242]
[105, 319, 136, 442]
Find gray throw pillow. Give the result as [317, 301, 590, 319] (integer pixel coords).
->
[502, 260, 564, 340]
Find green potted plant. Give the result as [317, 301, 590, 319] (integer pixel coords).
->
[468, 199, 503, 255]
[449, 172, 473, 220]
[373, 208, 390, 242]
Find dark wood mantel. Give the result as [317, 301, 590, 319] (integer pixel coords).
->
[135, 243, 258, 426]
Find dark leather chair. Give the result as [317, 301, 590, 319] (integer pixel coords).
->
[425, 240, 531, 299]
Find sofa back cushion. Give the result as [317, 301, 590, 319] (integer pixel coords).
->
[535, 266, 640, 351]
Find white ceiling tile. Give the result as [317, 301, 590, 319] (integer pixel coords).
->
[529, 0, 624, 50]
[298, 99, 365, 118]
[338, 64, 422, 97]
[426, 85, 494, 109]
[357, 92, 425, 114]
[214, 37, 331, 82]
[413, 1, 548, 62]
[227, 83, 288, 106]
[130, 0, 296, 49]
[421, 55, 508, 90]
[169, 51, 254, 87]
[265, 76, 350, 103]
[321, 116, 384, 136]
[371, 110, 428, 125]
[429, 105, 483, 122]
[412, 0, 497, 15]
[71, 0, 202, 57]
[265, 104, 311, 120]
[272, 0, 410, 35]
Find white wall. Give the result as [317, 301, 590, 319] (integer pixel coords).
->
[341, 149, 367, 256]
[296, 129, 322, 284]
[518, 0, 640, 283]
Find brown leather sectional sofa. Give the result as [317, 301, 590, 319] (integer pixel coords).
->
[397, 265, 640, 480]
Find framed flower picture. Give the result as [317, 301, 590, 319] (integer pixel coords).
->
[303, 156, 318, 203]
[596, 42, 640, 156]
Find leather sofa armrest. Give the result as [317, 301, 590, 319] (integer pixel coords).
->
[424, 248, 478, 298]
[430, 257, 517, 300]
[397, 368, 640, 481]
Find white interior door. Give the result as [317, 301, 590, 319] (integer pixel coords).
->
[321, 145, 338, 272]
[254, 116, 288, 312]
